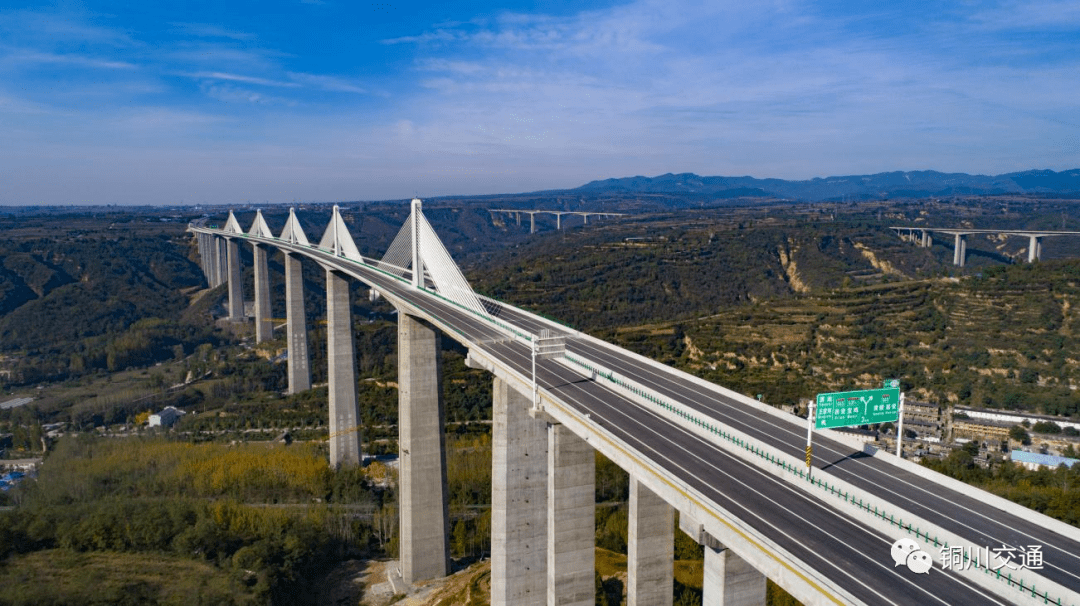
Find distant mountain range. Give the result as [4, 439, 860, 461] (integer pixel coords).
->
[573, 169, 1080, 201]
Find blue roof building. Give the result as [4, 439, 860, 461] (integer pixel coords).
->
[1010, 450, 1080, 470]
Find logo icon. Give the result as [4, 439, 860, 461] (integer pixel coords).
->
[891, 538, 933, 574]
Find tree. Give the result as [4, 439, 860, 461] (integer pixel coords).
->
[1009, 425, 1031, 446]
[451, 520, 469, 558]
[1032, 421, 1061, 434]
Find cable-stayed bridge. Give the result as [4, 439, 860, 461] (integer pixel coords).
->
[190, 203, 1080, 606]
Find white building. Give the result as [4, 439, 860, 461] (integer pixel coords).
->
[149, 406, 185, 428]
[954, 406, 1080, 433]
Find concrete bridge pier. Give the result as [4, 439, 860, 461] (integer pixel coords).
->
[284, 252, 311, 394]
[226, 237, 244, 320]
[953, 233, 967, 267]
[703, 540, 767, 606]
[326, 268, 361, 468]
[196, 234, 209, 284]
[680, 514, 765, 605]
[202, 235, 220, 287]
[205, 235, 217, 286]
[397, 313, 450, 584]
[627, 478, 673, 606]
[216, 237, 228, 289]
[922, 231, 932, 248]
[530, 213, 536, 234]
[516, 212, 522, 226]
[556, 213, 562, 230]
[547, 424, 594, 606]
[204, 235, 216, 286]
[252, 243, 272, 342]
[492, 377, 548, 606]
[1028, 235, 1043, 262]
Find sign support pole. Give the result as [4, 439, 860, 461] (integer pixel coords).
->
[806, 401, 815, 477]
[896, 392, 905, 458]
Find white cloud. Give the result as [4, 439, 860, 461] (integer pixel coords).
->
[200, 83, 299, 106]
[3, 49, 136, 70]
[169, 22, 257, 41]
[287, 72, 367, 93]
[967, 0, 1080, 30]
[187, 71, 301, 88]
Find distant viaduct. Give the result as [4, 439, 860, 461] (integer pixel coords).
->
[890, 226, 1080, 267]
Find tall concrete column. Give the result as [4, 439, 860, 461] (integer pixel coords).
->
[217, 237, 228, 288]
[547, 424, 594, 606]
[398, 314, 450, 584]
[953, 233, 968, 267]
[583, 214, 588, 225]
[628, 479, 673, 606]
[922, 231, 932, 248]
[252, 244, 272, 342]
[530, 213, 536, 234]
[516, 212, 522, 226]
[1028, 235, 1042, 262]
[492, 377, 548, 606]
[326, 269, 361, 468]
[196, 235, 207, 283]
[205, 236, 216, 287]
[284, 252, 311, 394]
[226, 238, 244, 320]
[703, 542, 766, 606]
[205, 235, 215, 285]
[556, 213, 562, 230]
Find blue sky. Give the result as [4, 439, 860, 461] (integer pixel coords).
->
[1, 0, 1078, 205]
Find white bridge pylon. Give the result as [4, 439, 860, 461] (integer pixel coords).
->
[223, 210, 244, 235]
[280, 207, 311, 246]
[319, 205, 364, 262]
[249, 209, 274, 238]
[379, 199, 490, 318]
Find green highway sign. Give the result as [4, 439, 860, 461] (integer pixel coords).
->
[815, 387, 900, 429]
